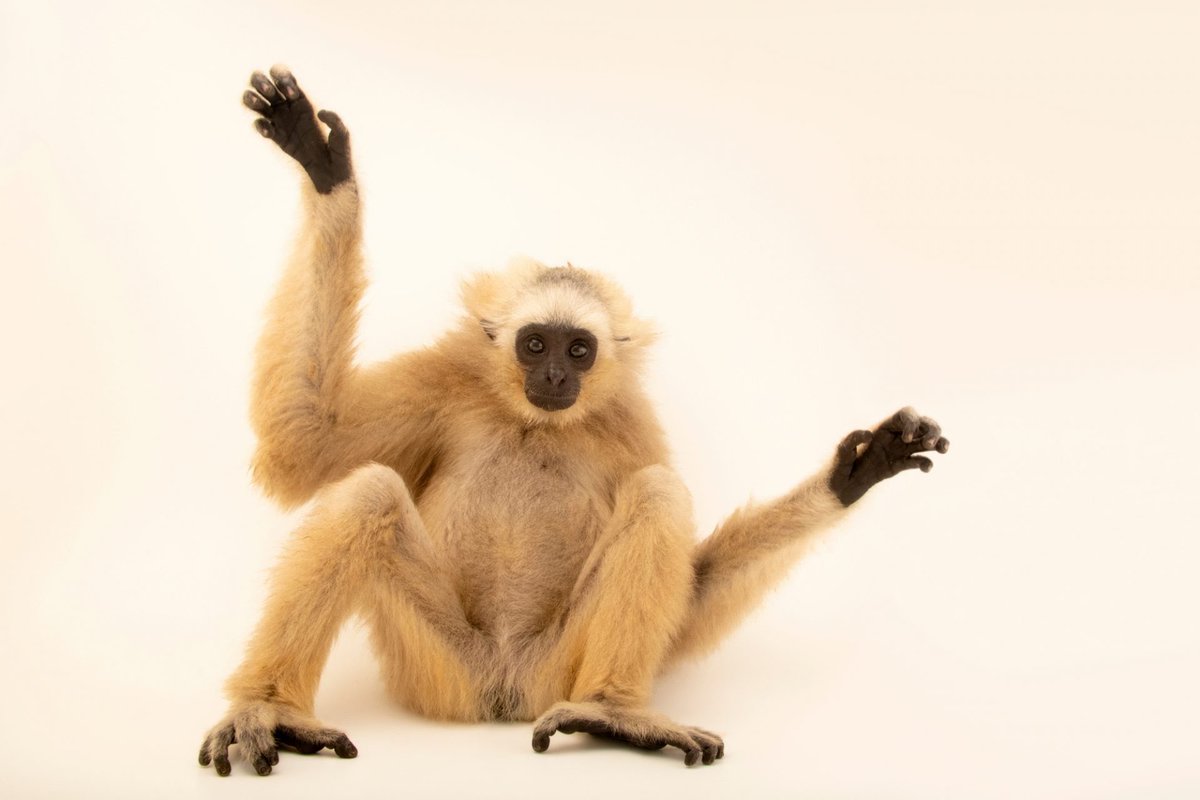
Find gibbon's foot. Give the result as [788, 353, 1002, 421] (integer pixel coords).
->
[531, 701, 724, 767]
[829, 406, 950, 507]
[241, 65, 352, 194]
[198, 701, 357, 777]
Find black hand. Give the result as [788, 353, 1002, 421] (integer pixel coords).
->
[241, 65, 352, 194]
[829, 407, 949, 507]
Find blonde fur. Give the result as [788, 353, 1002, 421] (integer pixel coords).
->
[204, 178, 852, 770]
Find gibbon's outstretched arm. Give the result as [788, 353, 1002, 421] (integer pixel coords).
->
[241, 67, 441, 507]
[670, 408, 949, 662]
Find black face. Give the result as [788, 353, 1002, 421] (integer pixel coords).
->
[515, 324, 598, 411]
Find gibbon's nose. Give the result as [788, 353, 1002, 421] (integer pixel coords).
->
[546, 364, 567, 388]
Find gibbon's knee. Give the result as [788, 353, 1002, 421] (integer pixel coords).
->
[562, 465, 693, 612]
[612, 465, 693, 537]
[566, 465, 694, 623]
[320, 462, 408, 514]
[310, 462, 417, 550]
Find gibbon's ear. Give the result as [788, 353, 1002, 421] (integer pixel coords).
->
[461, 271, 506, 340]
[589, 271, 658, 353]
[607, 316, 658, 373]
[612, 316, 658, 349]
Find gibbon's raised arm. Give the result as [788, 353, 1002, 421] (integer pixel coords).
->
[244, 66, 439, 507]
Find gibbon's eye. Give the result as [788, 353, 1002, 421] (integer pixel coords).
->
[568, 341, 590, 359]
[526, 337, 545, 354]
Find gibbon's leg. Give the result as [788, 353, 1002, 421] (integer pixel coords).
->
[529, 466, 724, 767]
[669, 408, 950, 664]
[199, 464, 485, 777]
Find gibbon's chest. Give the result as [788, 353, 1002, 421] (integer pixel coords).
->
[415, 426, 611, 632]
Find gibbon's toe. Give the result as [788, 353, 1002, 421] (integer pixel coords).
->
[271, 723, 357, 758]
[332, 733, 358, 758]
[687, 727, 724, 764]
[199, 721, 236, 776]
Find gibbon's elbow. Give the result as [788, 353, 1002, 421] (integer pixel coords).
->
[249, 444, 327, 510]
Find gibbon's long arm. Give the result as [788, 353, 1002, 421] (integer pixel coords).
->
[670, 408, 948, 662]
[244, 66, 441, 507]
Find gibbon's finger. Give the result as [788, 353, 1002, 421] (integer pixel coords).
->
[936, 437, 950, 454]
[253, 118, 275, 139]
[242, 90, 272, 115]
[317, 110, 350, 156]
[918, 416, 942, 450]
[895, 455, 934, 474]
[888, 407, 921, 443]
[834, 430, 872, 481]
[249, 71, 283, 105]
[269, 64, 304, 101]
[901, 435, 947, 456]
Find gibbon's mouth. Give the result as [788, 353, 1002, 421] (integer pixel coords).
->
[526, 392, 577, 412]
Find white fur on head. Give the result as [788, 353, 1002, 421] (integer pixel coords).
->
[498, 281, 612, 353]
[461, 257, 654, 350]
[459, 257, 656, 425]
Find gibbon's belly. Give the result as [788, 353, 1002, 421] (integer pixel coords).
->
[416, 432, 608, 643]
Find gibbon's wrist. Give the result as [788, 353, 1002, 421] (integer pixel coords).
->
[301, 176, 360, 225]
[788, 469, 850, 518]
[301, 173, 357, 200]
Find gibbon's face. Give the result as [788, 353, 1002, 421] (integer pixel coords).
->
[514, 323, 598, 411]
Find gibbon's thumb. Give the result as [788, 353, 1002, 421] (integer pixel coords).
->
[317, 110, 351, 157]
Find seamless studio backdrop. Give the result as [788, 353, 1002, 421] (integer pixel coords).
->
[1, 2, 1197, 799]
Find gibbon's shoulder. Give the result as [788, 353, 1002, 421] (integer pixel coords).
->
[355, 326, 479, 392]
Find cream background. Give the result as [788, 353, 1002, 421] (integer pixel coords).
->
[1, 1, 1197, 798]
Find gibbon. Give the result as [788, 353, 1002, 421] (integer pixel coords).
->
[199, 65, 950, 776]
